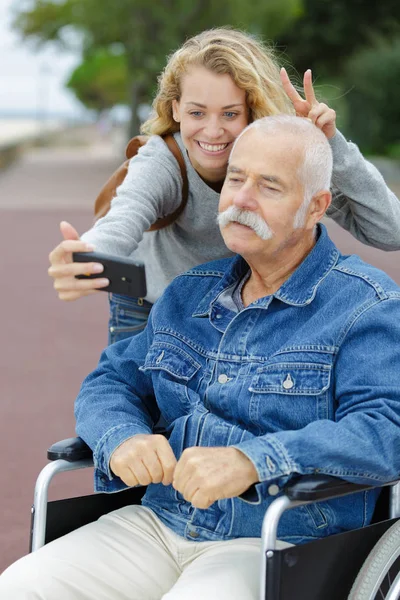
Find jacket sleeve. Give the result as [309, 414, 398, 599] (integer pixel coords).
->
[81, 136, 183, 256]
[326, 130, 400, 251]
[74, 311, 159, 488]
[234, 295, 400, 499]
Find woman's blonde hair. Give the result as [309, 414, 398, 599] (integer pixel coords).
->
[141, 27, 294, 136]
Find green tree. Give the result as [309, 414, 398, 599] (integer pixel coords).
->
[343, 36, 400, 154]
[12, 0, 302, 136]
[66, 49, 129, 111]
[278, 0, 400, 76]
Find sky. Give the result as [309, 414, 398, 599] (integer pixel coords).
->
[0, 0, 86, 117]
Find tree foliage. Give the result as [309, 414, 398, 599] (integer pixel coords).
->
[343, 36, 400, 154]
[12, 0, 302, 133]
[278, 0, 400, 76]
[66, 50, 129, 111]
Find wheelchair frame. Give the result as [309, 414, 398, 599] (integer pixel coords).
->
[30, 437, 400, 600]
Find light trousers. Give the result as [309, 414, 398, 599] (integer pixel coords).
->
[0, 505, 290, 600]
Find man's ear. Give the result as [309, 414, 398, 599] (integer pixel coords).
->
[307, 190, 332, 227]
[172, 99, 180, 123]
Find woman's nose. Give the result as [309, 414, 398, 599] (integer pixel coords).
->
[203, 118, 224, 139]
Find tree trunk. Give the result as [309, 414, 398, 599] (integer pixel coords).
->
[128, 79, 143, 139]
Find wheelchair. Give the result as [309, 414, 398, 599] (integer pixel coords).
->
[29, 436, 400, 600]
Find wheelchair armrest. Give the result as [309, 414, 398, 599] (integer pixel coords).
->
[284, 474, 376, 502]
[47, 437, 93, 462]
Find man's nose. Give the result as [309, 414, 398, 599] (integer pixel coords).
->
[233, 183, 257, 211]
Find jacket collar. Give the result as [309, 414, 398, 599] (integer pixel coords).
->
[193, 224, 340, 317]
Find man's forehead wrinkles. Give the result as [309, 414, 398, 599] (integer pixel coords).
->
[228, 164, 285, 186]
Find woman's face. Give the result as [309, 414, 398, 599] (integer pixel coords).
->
[172, 66, 249, 184]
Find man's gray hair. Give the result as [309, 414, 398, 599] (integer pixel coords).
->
[230, 115, 333, 226]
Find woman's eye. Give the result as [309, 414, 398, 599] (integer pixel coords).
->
[190, 111, 203, 118]
[224, 111, 238, 118]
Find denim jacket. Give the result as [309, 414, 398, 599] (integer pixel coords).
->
[75, 225, 400, 545]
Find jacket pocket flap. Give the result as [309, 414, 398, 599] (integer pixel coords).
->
[250, 363, 330, 395]
[141, 343, 201, 381]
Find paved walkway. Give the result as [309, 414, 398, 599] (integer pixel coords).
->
[0, 136, 399, 573]
[0, 135, 121, 571]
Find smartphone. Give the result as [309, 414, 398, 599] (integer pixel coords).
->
[73, 251, 147, 298]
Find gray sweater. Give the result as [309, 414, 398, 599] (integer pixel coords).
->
[82, 131, 400, 303]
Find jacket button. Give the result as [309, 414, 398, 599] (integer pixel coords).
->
[188, 530, 200, 539]
[268, 484, 280, 496]
[218, 374, 229, 384]
[282, 374, 294, 390]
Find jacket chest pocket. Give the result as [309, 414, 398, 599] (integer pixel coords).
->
[140, 342, 202, 419]
[249, 363, 331, 432]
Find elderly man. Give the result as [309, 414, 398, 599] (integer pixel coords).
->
[2, 115, 400, 599]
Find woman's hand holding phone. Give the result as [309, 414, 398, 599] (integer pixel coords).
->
[48, 221, 110, 301]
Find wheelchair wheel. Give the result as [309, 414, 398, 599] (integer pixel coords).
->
[348, 520, 400, 600]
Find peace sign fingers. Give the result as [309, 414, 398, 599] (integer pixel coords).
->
[303, 69, 317, 107]
[280, 67, 311, 118]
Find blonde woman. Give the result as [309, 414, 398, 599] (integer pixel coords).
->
[48, 27, 400, 343]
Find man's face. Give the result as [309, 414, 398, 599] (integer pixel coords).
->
[218, 128, 313, 260]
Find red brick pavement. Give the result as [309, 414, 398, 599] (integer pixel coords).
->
[0, 143, 399, 573]
[0, 142, 121, 572]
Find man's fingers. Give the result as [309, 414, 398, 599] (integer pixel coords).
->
[117, 466, 139, 488]
[60, 220, 80, 241]
[110, 435, 177, 488]
[172, 453, 186, 489]
[303, 69, 317, 106]
[181, 477, 203, 503]
[131, 461, 152, 486]
[173, 449, 197, 492]
[190, 489, 213, 510]
[142, 453, 164, 484]
[158, 450, 177, 486]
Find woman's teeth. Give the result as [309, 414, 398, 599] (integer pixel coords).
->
[198, 142, 229, 152]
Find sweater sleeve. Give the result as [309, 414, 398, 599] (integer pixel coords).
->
[81, 136, 183, 256]
[326, 130, 400, 251]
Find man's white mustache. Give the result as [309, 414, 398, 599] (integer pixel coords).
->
[217, 206, 274, 240]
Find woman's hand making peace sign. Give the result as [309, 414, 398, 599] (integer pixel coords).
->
[280, 67, 337, 140]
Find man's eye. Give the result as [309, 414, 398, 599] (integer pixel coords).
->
[229, 177, 243, 185]
[261, 184, 279, 193]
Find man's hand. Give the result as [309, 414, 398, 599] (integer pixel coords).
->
[280, 67, 337, 139]
[110, 434, 177, 487]
[172, 447, 259, 509]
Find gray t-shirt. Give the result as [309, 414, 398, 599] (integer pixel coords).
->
[82, 131, 400, 303]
